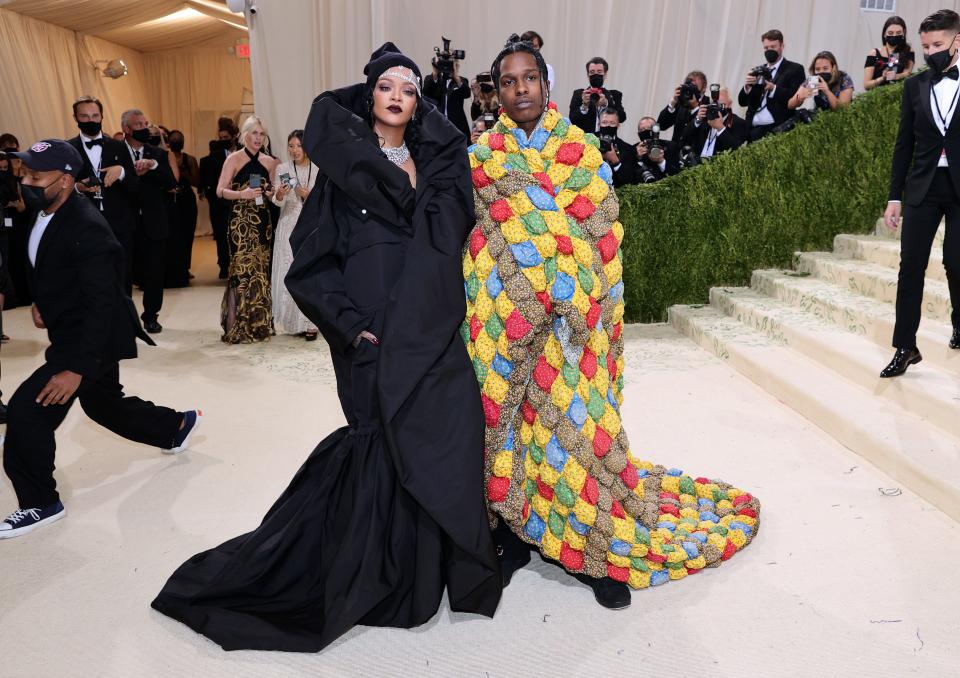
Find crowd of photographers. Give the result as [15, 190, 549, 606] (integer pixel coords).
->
[437, 19, 915, 186]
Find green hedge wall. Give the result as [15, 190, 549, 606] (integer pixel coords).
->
[616, 80, 903, 322]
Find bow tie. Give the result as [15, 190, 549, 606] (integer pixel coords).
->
[933, 66, 959, 83]
[85, 138, 104, 149]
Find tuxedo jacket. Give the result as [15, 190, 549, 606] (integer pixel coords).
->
[67, 135, 138, 237]
[737, 59, 806, 127]
[569, 88, 626, 132]
[681, 114, 748, 156]
[30, 193, 152, 379]
[609, 137, 638, 187]
[657, 102, 698, 143]
[132, 143, 177, 240]
[889, 69, 960, 205]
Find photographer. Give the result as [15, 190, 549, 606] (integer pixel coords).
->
[423, 39, 470, 137]
[658, 70, 707, 143]
[864, 16, 915, 90]
[789, 51, 854, 113]
[739, 29, 806, 141]
[634, 116, 680, 183]
[597, 108, 637, 187]
[469, 71, 500, 121]
[470, 114, 499, 145]
[520, 30, 556, 91]
[569, 57, 626, 133]
[682, 86, 746, 160]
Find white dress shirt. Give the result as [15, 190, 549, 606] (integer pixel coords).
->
[701, 127, 726, 159]
[80, 133, 104, 173]
[28, 210, 55, 267]
[751, 57, 783, 127]
[931, 70, 960, 167]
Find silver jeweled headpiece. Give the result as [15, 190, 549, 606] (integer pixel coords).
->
[381, 68, 422, 97]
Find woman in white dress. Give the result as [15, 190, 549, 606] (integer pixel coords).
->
[270, 130, 319, 339]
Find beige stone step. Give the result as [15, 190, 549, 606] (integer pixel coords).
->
[710, 286, 960, 439]
[751, 269, 960, 372]
[874, 216, 945, 245]
[833, 233, 948, 284]
[795, 251, 954, 324]
[668, 303, 960, 522]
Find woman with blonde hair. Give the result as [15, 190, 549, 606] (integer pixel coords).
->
[215, 115, 279, 343]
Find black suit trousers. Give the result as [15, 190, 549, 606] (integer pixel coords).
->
[2, 361, 181, 508]
[893, 168, 960, 347]
[137, 224, 166, 322]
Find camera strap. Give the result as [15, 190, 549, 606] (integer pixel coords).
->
[932, 80, 960, 134]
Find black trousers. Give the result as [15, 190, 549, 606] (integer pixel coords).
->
[893, 168, 960, 348]
[139, 232, 166, 323]
[2, 361, 181, 508]
[748, 123, 776, 142]
[209, 201, 230, 276]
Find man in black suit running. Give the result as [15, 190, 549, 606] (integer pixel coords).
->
[882, 9, 960, 377]
[0, 140, 200, 540]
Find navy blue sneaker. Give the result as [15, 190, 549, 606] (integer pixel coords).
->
[0, 501, 66, 539]
[164, 410, 202, 455]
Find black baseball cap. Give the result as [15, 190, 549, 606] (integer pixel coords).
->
[5, 139, 83, 177]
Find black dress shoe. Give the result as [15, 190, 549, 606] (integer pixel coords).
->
[574, 573, 631, 609]
[305, 331, 319, 342]
[144, 320, 163, 334]
[880, 347, 922, 378]
[950, 329, 960, 350]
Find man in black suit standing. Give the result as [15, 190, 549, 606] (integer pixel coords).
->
[569, 57, 626, 133]
[121, 109, 176, 334]
[657, 70, 707, 143]
[597, 108, 638, 186]
[199, 127, 235, 279]
[68, 96, 138, 294]
[738, 30, 806, 142]
[0, 140, 200, 540]
[881, 9, 960, 377]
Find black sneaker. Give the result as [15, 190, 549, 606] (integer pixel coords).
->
[0, 501, 66, 539]
[574, 572, 632, 610]
[164, 410, 202, 455]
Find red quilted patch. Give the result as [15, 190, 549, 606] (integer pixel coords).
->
[579, 347, 598, 380]
[555, 142, 585, 166]
[611, 500, 626, 519]
[565, 194, 596, 222]
[469, 229, 487, 259]
[593, 427, 613, 458]
[489, 199, 514, 223]
[472, 165, 491, 188]
[554, 234, 573, 255]
[537, 478, 555, 501]
[560, 543, 584, 570]
[533, 171, 556, 196]
[535, 291, 552, 314]
[487, 476, 510, 502]
[647, 551, 667, 564]
[612, 322, 622, 341]
[733, 493, 753, 506]
[607, 563, 630, 583]
[721, 539, 738, 561]
[659, 503, 680, 517]
[586, 299, 602, 328]
[532, 355, 559, 391]
[607, 352, 617, 381]
[738, 507, 758, 519]
[597, 230, 619, 263]
[504, 308, 533, 341]
[581, 477, 599, 505]
[481, 393, 501, 428]
[620, 463, 638, 489]
[488, 133, 506, 151]
[659, 491, 679, 501]
[695, 477, 711, 484]
[521, 400, 537, 425]
[521, 499, 530, 521]
[469, 315, 483, 341]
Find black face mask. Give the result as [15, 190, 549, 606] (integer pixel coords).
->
[925, 43, 956, 74]
[637, 129, 653, 141]
[148, 135, 163, 146]
[884, 34, 905, 48]
[816, 71, 833, 83]
[479, 83, 494, 94]
[598, 125, 618, 138]
[131, 128, 152, 144]
[588, 73, 604, 89]
[169, 139, 184, 152]
[77, 120, 102, 137]
[21, 176, 62, 213]
[764, 48, 780, 64]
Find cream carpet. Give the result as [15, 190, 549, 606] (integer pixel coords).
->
[1, 237, 956, 677]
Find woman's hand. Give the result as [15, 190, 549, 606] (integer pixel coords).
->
[275, 183, 291, 200]
[353, 330, 379, 347]
[295, 185, 310, 200]
[883, 69, 896, 82]
[239, 187, 262, 200]
[815, 78, 831, 94]
[795, 85, 813, 101]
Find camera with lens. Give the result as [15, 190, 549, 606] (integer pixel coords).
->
[639, 165, 657, 184]
[482, 112, 497, 131]
[648, 124, 662, 153]
[434, 36, 465, 79]
[750, 64, 774, 87]
[678, 78, 699, 105]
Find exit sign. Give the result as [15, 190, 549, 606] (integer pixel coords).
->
[236, 43, 250, 58]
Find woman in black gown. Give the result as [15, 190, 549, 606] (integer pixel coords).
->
[151, 43, 502, 652]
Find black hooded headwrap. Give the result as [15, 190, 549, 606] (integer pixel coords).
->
[363, 42, 422, 94]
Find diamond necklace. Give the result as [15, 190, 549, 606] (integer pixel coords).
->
[382, 142, 410, 166]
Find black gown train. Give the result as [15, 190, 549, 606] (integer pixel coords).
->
[151, 83, 502, 652]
